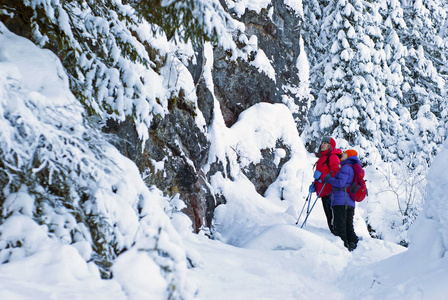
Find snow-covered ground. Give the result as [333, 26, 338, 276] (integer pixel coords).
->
[1, 19, 448, 300]
[183, 221, 406, 300]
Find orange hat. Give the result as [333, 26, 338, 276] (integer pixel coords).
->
[345, 149, 358, 157]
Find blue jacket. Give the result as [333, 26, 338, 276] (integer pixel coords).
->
[326, 156, 361, 208]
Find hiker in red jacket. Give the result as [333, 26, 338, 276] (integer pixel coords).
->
[310, 136, 342, 234]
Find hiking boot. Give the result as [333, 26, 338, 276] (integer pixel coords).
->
[348, 242, 357, 252]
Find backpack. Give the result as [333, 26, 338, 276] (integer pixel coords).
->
[324, 154, 332, 169]
[346, 164, 367, 202]
[313, 153, 332, 172]
[315, 152, 336, 171]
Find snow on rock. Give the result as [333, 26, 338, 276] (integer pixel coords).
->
[208, 102, 313, 246]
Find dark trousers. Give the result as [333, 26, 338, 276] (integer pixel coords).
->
[332, 205, 358, 246]
[321, 195, 334, 234]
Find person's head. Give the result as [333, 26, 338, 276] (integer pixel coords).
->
[340, 149, 358, 161]
[320, 136, 336, 152]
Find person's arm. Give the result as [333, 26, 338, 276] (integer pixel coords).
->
[319, 154, 340, 182]
[328, 154, 341, 176]
[324, 165, 350, 188]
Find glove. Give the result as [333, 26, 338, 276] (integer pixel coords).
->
[309, 183, 316, 193]
[313, 170, 322, 180]
[323, 174, 332, 183]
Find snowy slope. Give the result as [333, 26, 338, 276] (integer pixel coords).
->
[183, 230, 406, 300]
[173, 101, 409, 299]
[177, 98, 447, 299]
[341, 139, 448, 300]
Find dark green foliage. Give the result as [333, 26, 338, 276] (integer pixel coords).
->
[0, 129, 119, 277]
[1, 0, 232, 129]
[132, 0, 227, 47]
[0, 0, 167, 135]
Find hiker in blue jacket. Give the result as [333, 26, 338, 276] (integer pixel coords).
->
[323, 149, 360, 251]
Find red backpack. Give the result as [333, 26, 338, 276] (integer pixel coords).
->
[346, 164, 367, 202]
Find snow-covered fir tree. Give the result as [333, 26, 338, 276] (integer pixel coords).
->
[304, 0, 447, 167]
[306, 0, 401, 163]
[376, 0, 412, 162]
[302, 0, 329, 99]
[399, 0, 447, 167]
[1, 0, 237, 143]
[302, 0, 448, 240]
[0, 23, 195, 298]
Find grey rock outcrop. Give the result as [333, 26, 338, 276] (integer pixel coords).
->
[105, 1, 307, 232]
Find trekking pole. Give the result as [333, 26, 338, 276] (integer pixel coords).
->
[301, 182, 327, 228]
[296, 191, 312, 225]
[300, 197, 319, 228]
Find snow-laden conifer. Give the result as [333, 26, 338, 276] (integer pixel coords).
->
[1, 0, 238, 144]
[0, 24, 194, 298]
[302, 0, 329, 99]
[399, 0, 447, 166]
[307, 0, 398, 162]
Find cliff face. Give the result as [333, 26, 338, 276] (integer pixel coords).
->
[105, 1, 308, 232]
[214, 1, 306, 129]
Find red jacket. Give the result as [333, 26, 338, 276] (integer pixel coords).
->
[315, 147, 342, 198]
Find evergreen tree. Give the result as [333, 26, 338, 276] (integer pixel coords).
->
[306, 0, 402, 164]
[376, 0, 415, 162]
[441, 3, 448, 131]
[130, 0, 234, 47]
[378, 0, 407, 103]
[305, 0, 447, 166]
[400, 0, 447, 166]
[0, 0, 236, 143]
[302, 0, 329, 99]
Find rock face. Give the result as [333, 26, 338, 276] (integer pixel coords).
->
[105, 1, 307, 232]
[215, 1, 306, 128]
[105, 97, 210, 232]
[242, 142, 292, 196]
